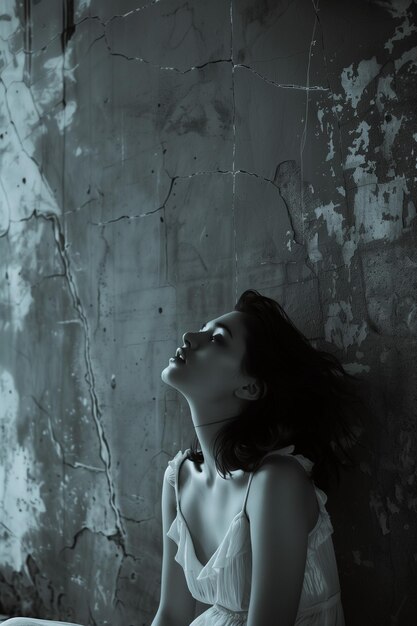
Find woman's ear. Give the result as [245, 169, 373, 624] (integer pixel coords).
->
[235, 380, 266, 401]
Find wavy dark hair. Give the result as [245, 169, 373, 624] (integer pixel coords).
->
[187, 289, 369, 491]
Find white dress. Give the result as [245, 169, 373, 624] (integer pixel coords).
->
[0, 445, 345, 626]
[165, 445, 345, 625]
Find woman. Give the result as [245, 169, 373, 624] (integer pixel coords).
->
[154, 289, 367, 626]
[3, 290, 366, 626]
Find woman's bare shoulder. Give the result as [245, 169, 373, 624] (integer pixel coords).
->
[246, 454, 318, 532]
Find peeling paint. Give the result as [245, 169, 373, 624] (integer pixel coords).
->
[374, 0, 414, 19]
[353, 176, 409, 243]
[2, 211, 61, 335]
[324, 300, 368, 350]
[394, 45, 417, 72]
[55, 100, 77, 133]
[375, 75, 397, 112]
[344, 120, 371, 172]
[0, 368, 46, 571]
[314, 201, 344, 246]
[341, 57, 382, 111]
[306, 231, 323, 263]
[385, 14, 417, 54]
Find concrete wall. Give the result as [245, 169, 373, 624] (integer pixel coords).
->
[0, 0, 416, 624]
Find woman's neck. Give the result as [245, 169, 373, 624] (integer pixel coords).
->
[188, 403, 240, 484]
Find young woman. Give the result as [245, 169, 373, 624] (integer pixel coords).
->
[2, 290, 366, 626]
[154, 289, 367, 626]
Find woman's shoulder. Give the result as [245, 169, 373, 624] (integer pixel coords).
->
[246, 453, 319, 533]
[164, 448, 190, 487]
[251, 448, 313, 480]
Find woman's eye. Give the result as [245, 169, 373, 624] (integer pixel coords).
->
[198, 326, 224, 344]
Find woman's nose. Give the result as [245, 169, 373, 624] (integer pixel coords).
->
[182, 331, 192, 347]
[182, 330, 199, 347]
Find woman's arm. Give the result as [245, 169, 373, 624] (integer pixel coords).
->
[246, 457, 311, 626]
[151, 466, 197, 626]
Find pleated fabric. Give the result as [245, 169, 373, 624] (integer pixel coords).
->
[166, 446, 345, 626]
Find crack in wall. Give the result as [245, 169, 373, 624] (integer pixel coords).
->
[67, 461, 106, 473]
[21, 0, 75, 59]
[87, 172, 177, 227]
[18, 209, 127, 550]
[21, 15, 101, 56]
[62, 0, 75, 51]
[60, 526, 91, 554]
[236, 62, 330, 91]
[93, 225, 111, 340]
[88, 206, 163, 227]
[20, 10, 329, 93]
[23, 0, 31, 84]
[63, 197, 98, 218]
[273, 161, 304, 247]
[230, 0, 238, 303]
[30, 394, 66, 461]
[60, 523, 138, 617]
[105, 0, 164, 20]
[300, 0, 320, 248]
[102, 31, 330, 89]
[113, 551, 143, 612]
[48, 208, 126, 542]
[60, 525, 143, 613]
[113, 560, 125, 610]
[86, 168, 301, 259]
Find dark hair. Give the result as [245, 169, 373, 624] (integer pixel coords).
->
[187, 289, 369, 491]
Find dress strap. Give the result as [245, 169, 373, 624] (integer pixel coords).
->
[166, 449, 189, 493]
[242, 445, 313, 518]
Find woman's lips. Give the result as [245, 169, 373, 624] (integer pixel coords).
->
[169, 355, 186, 364]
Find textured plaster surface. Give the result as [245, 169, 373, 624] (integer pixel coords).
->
[0, 0, 416, 625]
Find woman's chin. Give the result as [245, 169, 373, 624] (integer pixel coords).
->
[160, 362, 185, 385]
[160, 366, 172, 383]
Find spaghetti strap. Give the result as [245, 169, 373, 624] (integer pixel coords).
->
[242, 472, 255, 519]
[241, 444, 306, 518]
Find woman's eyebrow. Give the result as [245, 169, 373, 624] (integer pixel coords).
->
[200, 321, 233, 339]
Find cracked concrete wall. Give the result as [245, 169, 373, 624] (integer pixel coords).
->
[0, 0, 416, 624]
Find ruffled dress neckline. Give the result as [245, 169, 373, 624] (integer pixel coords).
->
[165, 444, 345, 625]
[170, 444, 324, 574]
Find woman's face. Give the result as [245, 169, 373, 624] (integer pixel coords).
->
[161, 310, 255, 404]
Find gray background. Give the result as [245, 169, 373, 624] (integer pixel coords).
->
[0, 0, 416, 625]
